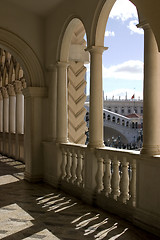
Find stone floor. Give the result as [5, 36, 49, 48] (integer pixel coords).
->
[0, 155, 159, 240]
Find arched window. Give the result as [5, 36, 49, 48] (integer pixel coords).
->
[107, 115, 111, 121]
[122, 119, 125, 126]
[112, 116, 115, 123]
[126, 121, 129, 127]
[103, 112, 106, 119]
[117, 118, 120, 124]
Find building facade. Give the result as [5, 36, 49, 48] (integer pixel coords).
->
[104, 99, 143, 116]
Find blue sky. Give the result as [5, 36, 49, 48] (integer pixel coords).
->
[86, 0, 144, 100]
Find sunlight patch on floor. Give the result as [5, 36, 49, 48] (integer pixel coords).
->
[0, 203, 34, 239]
[0, 175, 20, 186]
[23, 229, 60, 240]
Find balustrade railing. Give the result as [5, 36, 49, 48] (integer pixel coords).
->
[60, 143, 137, 208]
[95, 148, 137, 207]
[61, 143, 86, 188]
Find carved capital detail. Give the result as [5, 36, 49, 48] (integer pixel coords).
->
[7, 84, 15, 96]
[14, 80, 22, 94]
[1, 87, 8, 98]
[21, 78, 27, 89]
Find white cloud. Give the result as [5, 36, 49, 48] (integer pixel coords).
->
[105, 31, 115, 37]
[110, 0, 137, 21]
[103, 60, 143, 81]
[105, 88, 143, 100]
[128, 20, 144, 35]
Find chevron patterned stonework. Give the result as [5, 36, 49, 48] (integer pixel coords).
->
[67, 22, 88, 145]
[68, 62, 87, 144]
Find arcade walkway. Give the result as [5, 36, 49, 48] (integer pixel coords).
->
[0, 155, 158, 240]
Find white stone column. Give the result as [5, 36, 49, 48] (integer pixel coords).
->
[0, 91, 3, 153]
[2, 87, 9, 133]
[87, 46, 107, 147]
[0, 91, 3, 132]
[47, 65, 57, 141]
[56, 62, 68, 143]
[7, 84, 16, 133]
[23, 87, 47, 182]
[14, 80, 24, 134]
[140, 23, 160, 155]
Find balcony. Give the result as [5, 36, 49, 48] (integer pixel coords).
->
[0, 154, 159, 240]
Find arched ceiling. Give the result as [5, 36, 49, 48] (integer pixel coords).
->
[4, 0, 63, 17]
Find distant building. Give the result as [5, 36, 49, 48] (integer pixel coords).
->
[103, 99, 143, 116]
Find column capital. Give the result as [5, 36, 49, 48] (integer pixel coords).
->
[14, 80, 22, 94]
[56, 61, 69, 68]
[86, 46, 108, 54]
[1, 87, 8, 98]
[0, 90, 2, 100]
[46, 64, 57, 72]
[7, 84, 15, 96]
[21, 78, 27, 89]
[137, 21, 150, 30]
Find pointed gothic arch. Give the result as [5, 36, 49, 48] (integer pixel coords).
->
[0, 28, 44, 87]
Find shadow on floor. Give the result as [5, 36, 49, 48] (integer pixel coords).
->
[0, 155, 159, 240]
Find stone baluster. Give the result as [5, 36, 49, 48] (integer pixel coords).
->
[111, 156, 120, 200]
[103, 155, 111, 197]
[65, 149, 72, 181]
[70, 150, 77, 183]
[119, 157, 129, 203]
[61, 148, 67, 179]
[96, 154, 104, 193]
[76, 150, 83, 187]
[129, 159, 136, 207]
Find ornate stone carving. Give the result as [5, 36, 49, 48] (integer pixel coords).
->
[0, 90, 2, 100]
[14, 80, 22, 94]
[21, 78, 27, 89]
[7, 84, 15, 96]
[1, 87, 8, 98]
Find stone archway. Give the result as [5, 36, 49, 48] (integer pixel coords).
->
[0, 28, 44, 87]
[58, 18, 89, 144]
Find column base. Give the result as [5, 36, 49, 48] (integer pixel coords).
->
[24, 171, 43, 183]
[141, 145, 160, 156]
[87, 141, 105, 149]
[56, 138, 68, 144]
